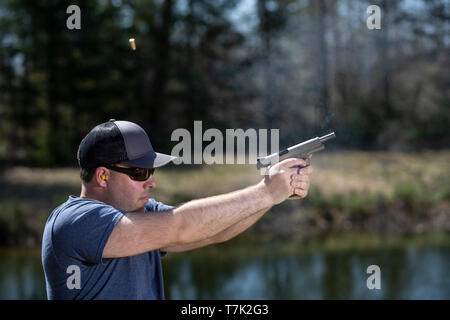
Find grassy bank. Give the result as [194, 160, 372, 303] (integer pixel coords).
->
[0, 150, 449, 247]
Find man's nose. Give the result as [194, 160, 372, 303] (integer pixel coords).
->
[144, 174, 156, 188]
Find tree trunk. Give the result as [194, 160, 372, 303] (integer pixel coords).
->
[149, 0, 174, 136]
[315, 0, 330, 129]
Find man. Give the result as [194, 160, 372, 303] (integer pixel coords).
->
[41, 119, 313, 299]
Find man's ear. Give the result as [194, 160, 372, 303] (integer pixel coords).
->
[96, 167, 109, 186]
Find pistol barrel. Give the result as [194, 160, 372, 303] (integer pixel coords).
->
[319, 132, 336, 142]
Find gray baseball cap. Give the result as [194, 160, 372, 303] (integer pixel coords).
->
[77, 119, 177, 169]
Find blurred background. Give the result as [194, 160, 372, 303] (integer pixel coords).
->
[0, 0, 449, 299]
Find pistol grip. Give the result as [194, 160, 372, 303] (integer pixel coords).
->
[289, 157, 310, 199]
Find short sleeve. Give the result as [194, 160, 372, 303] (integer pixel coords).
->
[54, 203, 124, 264]
[144, 198, 174, 212]
[144, 199, 174, 258]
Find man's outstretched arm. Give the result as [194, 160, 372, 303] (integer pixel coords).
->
[161, 207, 270, 252]
[103, 158, 310, 258]
[162, 162, 313, 252]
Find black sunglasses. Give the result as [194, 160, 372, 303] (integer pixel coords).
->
[105, 165, 155, 181]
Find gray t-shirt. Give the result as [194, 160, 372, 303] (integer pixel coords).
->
[41, 196, 173, 300]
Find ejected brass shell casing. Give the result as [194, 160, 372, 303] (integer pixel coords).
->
[129, 38, 136, 50]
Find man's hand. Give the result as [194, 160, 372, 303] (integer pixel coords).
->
[259, 158, 313, 205]
[288, 162, 313, 200]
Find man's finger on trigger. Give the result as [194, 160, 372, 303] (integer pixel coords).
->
[289, 166, 303, 177]
[280, 157, 307, 168]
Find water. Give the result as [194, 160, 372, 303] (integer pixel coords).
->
[163, 244, 450, 299]
[0, 241, 449, 300]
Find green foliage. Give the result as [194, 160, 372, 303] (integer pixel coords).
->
[0, 200, 37, 246]
[309, 187, 387, 220]
[393, 179, 432, 213]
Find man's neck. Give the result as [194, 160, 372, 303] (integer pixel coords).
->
[80, 184, 104, 202]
